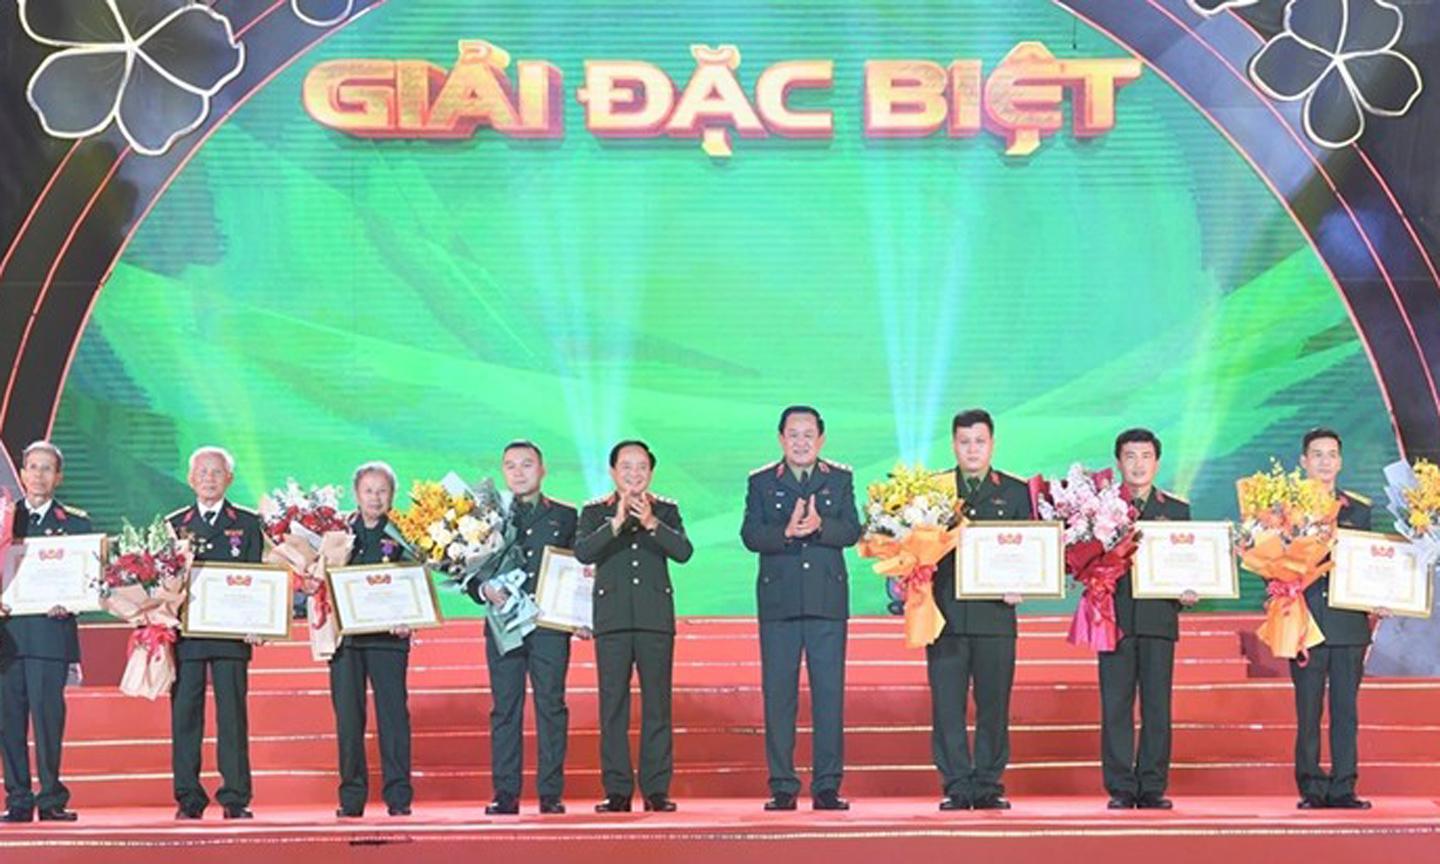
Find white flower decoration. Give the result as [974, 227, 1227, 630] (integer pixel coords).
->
[21, 0, 246, 157]
[1248, 0, 1423, 148]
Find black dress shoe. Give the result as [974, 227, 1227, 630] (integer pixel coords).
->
[764, 793, 797, 812]
[387, 806, 411, 817]
[38, 808, 78, 822]
[175, 806, 204, 820]
[336, 807, 364, 818]
[812, 791, 849, 811]
[939, 795, 970, 811]
[485, 796, 519, 816]
[594, 795, 632, 813]
[643, 794, 677, 812]
[222, 805, 253, 820]
[972, 795, 1011, 810]
[1, 808, 33, 823]
[539, 798, 566, 815]
[1107, 795, 1136, 810]
[1328, 795, 1372, 810]
[1297, 796, 1327, 810]
[1136, 795, 1173, 810]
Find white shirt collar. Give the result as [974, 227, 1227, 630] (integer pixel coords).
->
[26, 498, 54, 523]
[198, 501, 223, 521]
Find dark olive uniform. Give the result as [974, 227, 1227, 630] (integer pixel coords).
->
[330, 513, 413, 814]
[1, 500, 89, 815]
[1099, 488, 1191, 801]
[575, 494, 692, 800]
[1292, 490, 1372, 803]
[168, 501, 264, 814]
[465, 495, 578, 803]
[741, 459, 861, 798]
[928, 468, 1033, 803]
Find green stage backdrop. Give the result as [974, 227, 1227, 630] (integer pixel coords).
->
[51, 0, 1398, 617]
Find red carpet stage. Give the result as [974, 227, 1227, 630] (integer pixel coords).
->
[7, 614, 1438, 860]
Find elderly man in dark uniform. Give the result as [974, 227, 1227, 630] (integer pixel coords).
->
[577, 440, 692, 814]
[741, 406, 860, 812]
[167, 446, 264, 820]
[467, 441, 579, 816]
[0, 442, 89, 823]
[929, 409, 1032, 811]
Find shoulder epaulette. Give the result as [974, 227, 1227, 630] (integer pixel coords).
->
[165, 505, 192, 522]
[543, 496, 576, 510]
[652, 494, 678, 506]
[229, 503, 258, 516]
[1343, 490, 1372, 507]
[751, 461, 782, 477]
[57, 503, 88, 518]
[994, 470, 1024, 484]
[820, 459, 852, 473]
[1159, 489, 1190, 505]
[583, 495, 611, 507]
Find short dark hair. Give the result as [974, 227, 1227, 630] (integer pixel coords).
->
[1114, 428, 1162, 460]
[1302, 427, 1343, 454]
[503, 439, 544, 463]
[952, 408, 994, 436]
[778, 405, 825, 435]
[609, 439, 656, 469]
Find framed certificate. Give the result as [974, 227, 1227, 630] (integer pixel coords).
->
[956, 521, 1066, 599]
[1330, 529, 1434, 618]
[328, 564, 443, 635]
[1, 533, 107, 615]
[1132, 521, 1239, 599]
[535, 546, 593, 632]
[182, 563, 292, 640]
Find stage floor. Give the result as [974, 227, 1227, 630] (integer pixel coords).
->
[6, 798, 1439, 862]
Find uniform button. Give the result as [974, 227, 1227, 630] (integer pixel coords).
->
[802, 562, 811, 569]
[631, 543, 638, 550]
[526, 528, 533, 536]
[776, 503, 782, 510]
[632, 577, 641, 585]
[526, 550, 534, 557]
[631, 560, 639, 567]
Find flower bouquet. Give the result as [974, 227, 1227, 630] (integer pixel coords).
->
[258, 479, 352, 661]
[1032, 464, 1138, 652]
[98, 517, 191, 700]
[391, 473, 534, 653]
[1237, 461, 1341, 660]
[1383, 458, 1440, 566]
[857, 465, 963, 648]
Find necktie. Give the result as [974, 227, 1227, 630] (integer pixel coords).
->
[204, 510, 218, 526]
[29, 511, 41, 529]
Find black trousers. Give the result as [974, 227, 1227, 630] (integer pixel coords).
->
[0, 657, 70, 811]
[486, 628, 572, 800]
[1098, 634, 1175, 798]
[1291, 643, 1365, 801]
[171, 658, 251, 810]
[759, 617, 847, 796]
[595, 630, 674, 798]
[330, 645, 413, 811]
[925, 633, 1016, 800]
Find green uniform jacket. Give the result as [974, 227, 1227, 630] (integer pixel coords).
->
[1114, 489, 1191, 641]
[1, 500, 91, 662]
[1305, 491, 1374, 647]
[933, 468, 1035, 637]
[741, 459, 862, 622]
[463, 495, 579, 604]
[169, 501, 265, 662]
[343, 512, 414, 651]
[575, 494, 692, 636]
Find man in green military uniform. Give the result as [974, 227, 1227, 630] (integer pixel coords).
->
[0, 442, 87, 822]
[1101, 428, 1198, 810]
[330, 461, 415, 818]
[576, 440, 692, 814]
[741, 406, 860, 812]
[467, 441, 579, 816]
[929, 409, 1031, 811]
[167, 447, 265, 820]
[1293, 428, 1377, 810]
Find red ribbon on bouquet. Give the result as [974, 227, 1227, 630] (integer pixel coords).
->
[128, 623, 177, 659]
[1065, 533, 1138, 653]
[290, 569, 333, 629]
